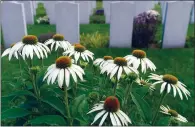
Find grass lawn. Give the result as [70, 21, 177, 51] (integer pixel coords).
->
[26, 23, 194, 42]
[1, 48, 194, 125]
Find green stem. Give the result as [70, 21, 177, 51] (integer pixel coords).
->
[29, 59, 33, 68]
[56, 49, 59, 58]
[41, 58, 44, 68]
[168, 117, 172, 126]
[123, 80, 133, 108]
[104, 75, 108, 87]
[73, 82, 77, 98]
[18, 56, 22, 77]
[151, 91, 167, 125]
[113, 77, 118, 96]
[64, 81, 72, 125]
[32, 74, 39, 99]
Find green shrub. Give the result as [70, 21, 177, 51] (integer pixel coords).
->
[36, 8, 47, 17]
[185, 36, 195, 48]
[37, 3, 44, 8]
[80, 32, 109, 48]
[36, 3, 47, 18]
[90, 15, 105, 24]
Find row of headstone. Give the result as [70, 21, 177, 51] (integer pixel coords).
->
[160, 1, 194, 24]
[41, 1, 95, 24]
[1, 1, 194, 49]
[103, 1, 157, 24]
[109, 1, 194, 48]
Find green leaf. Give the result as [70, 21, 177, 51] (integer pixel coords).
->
[1, 108, 31, 120]
[75, 117, 89, 126]
[2, 90, 36, 99]
[41, 95, 66, 117]
[78, 99, 90, 122]
[70, 94, 86, 117]
[156, 116, 170, 125]
[27, 115, 66, 126]
[37, 75, 45, 88]
[131, 92, 152, 123]
[134, 86, 149, 97]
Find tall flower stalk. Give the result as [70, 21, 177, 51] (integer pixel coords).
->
[149, 73, 190, 125]
[43, 56, 85, 125]
[41, 58, 44, 68]
[30, 66, 41, 99]
[63, 79, 72, 125]
[123, 73, 138, 110]
[100, 57, 138, 96]
[151, 91, 167, 125]
[18, 56, 23, 77]
[113, 76, 118, 96]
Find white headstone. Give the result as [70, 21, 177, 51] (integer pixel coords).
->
[76, 1, 90, 24]
[162, 1, 193, 48]
[92, 1, 96, 9]
[55, 2, 79, 43]
[1, 2, 27, 48]
[134, 1, 155, 16]
[44, 1, 57, 24]
[190, 5, 194, 23]
[109, 1, 135, 48]
[19, 1, 34, 24]
[89, 1, 94, 15]
[103, 1, 111, 23]
[32, 1, 37, 15]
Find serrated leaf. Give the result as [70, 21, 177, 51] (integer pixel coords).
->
[41, 95, 66, 117]
[70, 94, 86, 117]
[131, 92, 152, 123]
[27, 115, 66, 126]
[1, 108, 31, 120]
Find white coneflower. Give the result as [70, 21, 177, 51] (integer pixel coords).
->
[160, 105, 188, 123]
[136, 77, 155, 91]
[124, 50, 156, 73]
[101, 57, 138, 81]
[1, 43, 20, 59]
[43, 56, 84, 88]
[93, 56, 114, 69]
[8, 35, 50, 60]
[87, 96, 132, 126]
[44, 34, 71, 51]
[63, 44, 94, 64]
[148, 73, 190, 100]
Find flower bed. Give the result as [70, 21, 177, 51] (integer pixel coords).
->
[1, 33, 194, 126]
